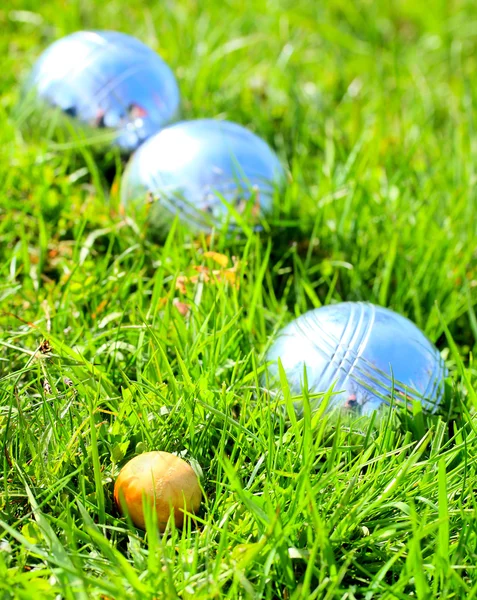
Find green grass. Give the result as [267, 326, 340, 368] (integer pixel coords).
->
[1, 0, 477, 597]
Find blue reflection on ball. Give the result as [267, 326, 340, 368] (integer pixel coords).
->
[21, 30, 180, 152]
[265, 302, 447, 415]
[121, 119, 285, 230]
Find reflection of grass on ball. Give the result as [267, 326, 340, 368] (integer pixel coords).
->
[15, 90, 120, 153]
[114, 451, 202, 531]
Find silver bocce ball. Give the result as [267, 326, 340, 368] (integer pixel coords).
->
[120, 119, 285, 232]
[18, 30, 180, 153]
[265, 302, 447, 416]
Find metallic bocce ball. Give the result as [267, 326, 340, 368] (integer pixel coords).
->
[121, 119, 285, 232]
[19, 30, 180, 152]
[265, 302, 447, 416]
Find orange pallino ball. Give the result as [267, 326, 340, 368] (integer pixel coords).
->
[114, 451, 202, 531]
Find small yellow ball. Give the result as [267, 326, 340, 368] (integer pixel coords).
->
[114, 451, 202, 531]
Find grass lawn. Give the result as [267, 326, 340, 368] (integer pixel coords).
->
[2, 0, 477, 597]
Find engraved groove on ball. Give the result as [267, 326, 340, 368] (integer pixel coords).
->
[306, 305, 431, 403]
[265, 302, 447, 415]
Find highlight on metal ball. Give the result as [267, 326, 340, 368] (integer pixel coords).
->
[120, 118, 285, 233]
[264, 302, 447, 416]
[17, 30, 181, 153]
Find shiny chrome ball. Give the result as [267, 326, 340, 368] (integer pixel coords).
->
[19, 30, 180, 152]
[265, 302, 446, 415]
[121, 119, 285, 231]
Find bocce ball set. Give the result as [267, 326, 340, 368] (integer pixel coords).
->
[18, 30, 447, 532]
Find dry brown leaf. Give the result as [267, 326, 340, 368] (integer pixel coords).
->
[158, 297, 168, 308]
[176, 276, 188, 294]
[204, 251, 229, 268]
[175, 257, 242, 292]
[173, 298, 191, 316]
[92, 299, 108, 319]
[220, 269, 238, 286]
